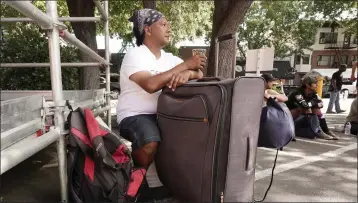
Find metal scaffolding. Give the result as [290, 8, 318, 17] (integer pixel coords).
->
[1, 1, 112, 202]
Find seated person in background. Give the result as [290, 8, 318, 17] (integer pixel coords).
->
[262, 73, 288, 103]
[285, 76, 339, 140]
[116, 8, 205, 199]
[346, 97, 357, 135]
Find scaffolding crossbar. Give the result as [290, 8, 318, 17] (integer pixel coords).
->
[1, 17, 102, 22]
[2, 1, 66, 30]
[59, 30, 110, 65]
[94, 0, 108, 20]
[0, 62, 102, 68]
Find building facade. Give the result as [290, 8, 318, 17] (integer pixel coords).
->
[293, 22, 357, 74]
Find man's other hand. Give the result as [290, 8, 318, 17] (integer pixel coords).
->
[167, 70, 192, 91]
[184, 55, 207, 71]
[351, 74, 356, 82]
[264, 93, 271, 100]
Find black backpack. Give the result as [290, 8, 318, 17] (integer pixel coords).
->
[258, 97, 295, 149]
[294, 113, 320, 139]
[66, 106, 146, 203]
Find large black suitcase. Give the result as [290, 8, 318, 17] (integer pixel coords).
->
[155, 76, 265, 203]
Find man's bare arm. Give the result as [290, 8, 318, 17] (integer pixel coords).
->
[130, 56, 206, 94]
[188, 69, 203, 79]
[272, 94, 288, 102]
[130, 63, 189, 94]
[265, 89, 288, 102]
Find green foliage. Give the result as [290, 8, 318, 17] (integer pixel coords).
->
[237, 1, 320, 59]
[107, 0, 213, 50]
[1, 0, 213, 52]
[0, 24, 80, 90]
[309, 0, 357, 36]
[237, 0, 356, 59]
[156, 0, 213, 45]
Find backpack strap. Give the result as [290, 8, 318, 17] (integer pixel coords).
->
[79, 107, 121, 169]
[66, 100, 73, 111]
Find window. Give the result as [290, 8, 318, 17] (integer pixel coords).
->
[295, 55, 301, 64]
[317, 55, 335, 66]
[302, 55, 310, 64]
[319, 32, 338, 44]
[344, 33, 351, 43]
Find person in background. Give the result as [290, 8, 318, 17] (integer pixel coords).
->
[285, 76, 339, 140]
[346, 97, 357, 135]
[351, 61, 357, 92]
[262, 73, 288, 103]
[326, 64, 347, 113]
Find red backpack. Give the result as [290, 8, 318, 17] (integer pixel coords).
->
[66, 106, 146, 203]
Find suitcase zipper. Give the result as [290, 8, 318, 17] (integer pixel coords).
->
[157, 112, 208, 123]
[159, 94, 211, 123]
[211, 84, 228, 203]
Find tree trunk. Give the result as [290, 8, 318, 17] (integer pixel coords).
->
[66, 0, 99, 90]
[143, 0, 156, 9]
[207, 0, 253, 78]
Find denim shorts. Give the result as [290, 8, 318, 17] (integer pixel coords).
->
[118, 114, 161, 152]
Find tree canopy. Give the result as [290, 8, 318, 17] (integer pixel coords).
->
[107, 0, 213, 51]
[236, 0, 357, 60]
[0, 24, 80, 90]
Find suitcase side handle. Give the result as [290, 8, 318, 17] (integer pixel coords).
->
[245, 136, 253, 171]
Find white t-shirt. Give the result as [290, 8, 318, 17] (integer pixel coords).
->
[116, 45, 184, 124]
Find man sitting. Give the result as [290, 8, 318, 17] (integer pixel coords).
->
[116, 8, 205, 199]
[346, 97, 357, 135]
[285, 76, 339, 140]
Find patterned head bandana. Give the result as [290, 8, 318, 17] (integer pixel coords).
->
[129, 9, 164, 35]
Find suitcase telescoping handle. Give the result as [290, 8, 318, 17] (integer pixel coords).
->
[214, 33, 237, 78]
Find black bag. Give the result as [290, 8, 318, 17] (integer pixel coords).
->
[294, 114, 320, 139]
[258, 97, 295, 149]
[66, 107, 146, 203]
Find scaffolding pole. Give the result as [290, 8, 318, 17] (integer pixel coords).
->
[46, 1, 68, 202]
[60, 30, 109, 65]
[2, 1, 66, 30]
[104, 0, 111, 129]
[0, 62, 102, 68]
[94, 0, 108, 20]
[1, 17, 102, 23]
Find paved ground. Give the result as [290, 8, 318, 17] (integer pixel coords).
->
[0, 99, 356, 202]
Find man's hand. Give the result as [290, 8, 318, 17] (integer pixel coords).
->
[352, 61, 357, 82]
[264, 93, 271, 100]
[167, 70, 192, 91]
[184, 55, 207, 71]
[351, 74, 356, 82]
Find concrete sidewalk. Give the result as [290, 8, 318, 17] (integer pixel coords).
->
[0, 99, 356, 202]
